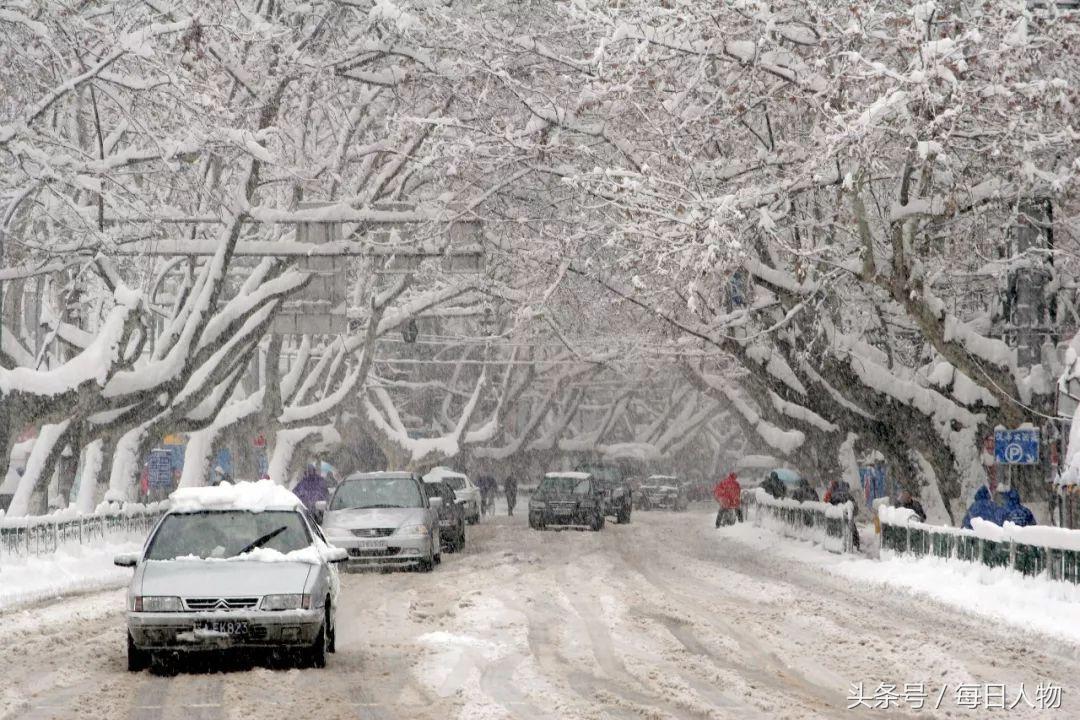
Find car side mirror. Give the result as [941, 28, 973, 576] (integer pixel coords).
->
[429, 496, 443, 510]
[114, 552, 140, 568]
[326, 547, 349, 563]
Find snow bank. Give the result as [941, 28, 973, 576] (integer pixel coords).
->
[832, 555, 1080, 646]
[0, 539, 141, 611]
[752, 487, 852, 519]
[168, 479, 300, 513]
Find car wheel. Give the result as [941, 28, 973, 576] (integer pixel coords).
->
[303, 622, 328, 669]
[591, 512, 605, 531]
[457, 523, 466, 551]
[127, 633, 150, 672]
[418, 545, 436, 572]
[617, 506, 631, 524]
[326, 602, 336, 654]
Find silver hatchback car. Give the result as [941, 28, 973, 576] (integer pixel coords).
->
[318, 471, 441, 571]
[115, 487, 347, 671]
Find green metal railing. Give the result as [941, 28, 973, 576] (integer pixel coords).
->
[881, 516, 1080, 582]
[742, 490, 855, 554]
[0, 507, 163, 557]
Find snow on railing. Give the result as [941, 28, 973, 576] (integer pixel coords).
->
[742, 488, 855, 554]
[0, 501, 166, 558]
[879, 506, 1080, 582]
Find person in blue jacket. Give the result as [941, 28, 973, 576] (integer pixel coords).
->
[1001, 488, 1036, 527]
[961, 486, 1004, 529]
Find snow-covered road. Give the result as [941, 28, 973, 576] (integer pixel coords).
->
[3, 507, 1078, 719]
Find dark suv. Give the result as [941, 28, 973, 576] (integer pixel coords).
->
[575, 463, 632, 524]
[423, 480, 467, 553]
[528, 473, 605, 531]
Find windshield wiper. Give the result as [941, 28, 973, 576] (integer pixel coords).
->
[238, 526, 288, 555]
[358, 503, 407, 509]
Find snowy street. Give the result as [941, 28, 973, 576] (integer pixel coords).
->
[3, 506, 1076, 720]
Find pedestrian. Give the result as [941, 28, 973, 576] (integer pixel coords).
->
[477, 474, 496, 515]
[828, 480, 860, 550]
[790, 478, 819, 503]
[713, 472, 742, 527]
[961, 485, 1004, 529]
[1001, 488, 1036, 527]
[505, 476, 518, 516]
[760, 471, 786, 500]
[293, 462, 329, 512]
[896, 489, 926, 523]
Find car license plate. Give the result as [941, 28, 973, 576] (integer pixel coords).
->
[355, 539, 385, 550]
[195, 620, 248, 636]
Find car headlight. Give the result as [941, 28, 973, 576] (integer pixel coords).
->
[261, 594, 312, 611]
[396, 524, 429, 536]
[133, 596, 183, 612]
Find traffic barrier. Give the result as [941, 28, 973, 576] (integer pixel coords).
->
[879, 506, 1080, 582]
[0, 503, 165, 558]
[742, 488, 855, 553]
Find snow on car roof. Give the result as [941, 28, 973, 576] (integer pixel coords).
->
[168, 479, 301, 513]
[647, 475, 677, 481]
[344, 470, 414, 480]
[545, 471, 590, 480]
[424, 466, 467, 481]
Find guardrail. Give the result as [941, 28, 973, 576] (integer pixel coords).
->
[880, 506, 1080, 582]
[742, 488, 855, 553]
[0, 503, 165, 558]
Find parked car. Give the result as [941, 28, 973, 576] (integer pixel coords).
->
[423, 480, 467, 553]
[318, 471, 441, 572]
[114, 480, 347, 672]
[528, 472, 605, 531]
[576, 462, 632, 524]
[423, 466, 481, 525]
[637, 475, 688, 511]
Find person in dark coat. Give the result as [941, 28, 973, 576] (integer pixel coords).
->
[293, 463, 329, 512]
[897, 489, 926, 523]
[477, 474, 496, 515]
[790, 478, 819, 503]
[760, 471, 787, 500]
[962, 486, 1004, 529]
[504, 476, 518, 516]
[828, 480, 860, 550]
[1001, 488, 1036, 527]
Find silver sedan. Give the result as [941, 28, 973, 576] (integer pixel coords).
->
[115, 503, 347, 671]
[318, 471, 441, 571]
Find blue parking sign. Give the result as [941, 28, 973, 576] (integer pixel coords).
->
[994, 429, 1040, 465]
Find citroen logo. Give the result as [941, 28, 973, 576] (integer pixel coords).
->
[214, 599, 229, 610]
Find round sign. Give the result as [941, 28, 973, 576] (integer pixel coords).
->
[1005, 443, 1025, 464]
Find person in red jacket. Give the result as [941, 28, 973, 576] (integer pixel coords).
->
[714, 473, 742, 527]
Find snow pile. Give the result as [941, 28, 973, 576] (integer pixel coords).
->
[160, 545, 323, 565]
[0, 539, 141, 611]
[168, 479, 300, 513]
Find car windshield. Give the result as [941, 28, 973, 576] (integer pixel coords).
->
[331, 476, 423, 510]
[538, 476, 590, 495]
[145, 510, 311, 561]
[441, 476, 466, 490]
